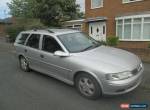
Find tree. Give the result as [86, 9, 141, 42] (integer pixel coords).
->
[36, 0, 82, 26]
[7, 0, 37, 18]
[8, 0, 83, 26]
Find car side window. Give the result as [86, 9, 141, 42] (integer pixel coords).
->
[42, 35, 63, 53]
[17, 33, 29, 45]
[26, 34, 40, 49]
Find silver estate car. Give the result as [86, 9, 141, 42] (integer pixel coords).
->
[14, 29, 144, 99]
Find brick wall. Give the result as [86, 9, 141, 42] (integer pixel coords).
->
[119, 47, 150, 62]
[118, 41, 150, 49]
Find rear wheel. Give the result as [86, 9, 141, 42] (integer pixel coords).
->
[75, 73, 102, 99]
[19, 56, 30, 72]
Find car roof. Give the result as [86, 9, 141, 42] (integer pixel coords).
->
[21, 28, 80, 36]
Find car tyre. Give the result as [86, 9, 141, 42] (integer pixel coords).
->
[75, 73, 102, 100]
[19, 56, 30, 72]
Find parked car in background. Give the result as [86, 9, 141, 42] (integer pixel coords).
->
[14, 29, 144, 99]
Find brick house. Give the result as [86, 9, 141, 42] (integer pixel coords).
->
[84, 0, 150, 48]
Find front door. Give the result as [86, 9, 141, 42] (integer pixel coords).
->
[39, 35, 70, 80]
[89, 21, 106, 41]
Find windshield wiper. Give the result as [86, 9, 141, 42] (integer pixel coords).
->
[81, 45, 94, 52]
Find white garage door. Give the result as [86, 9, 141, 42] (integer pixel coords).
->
[89, 22, 106, 41]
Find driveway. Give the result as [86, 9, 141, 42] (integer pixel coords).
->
[0, 39, 150, 110]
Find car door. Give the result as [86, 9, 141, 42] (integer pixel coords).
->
[25, 33, 42, 71]
[14, 33, 30, 56]
[39, 35, 71, 80]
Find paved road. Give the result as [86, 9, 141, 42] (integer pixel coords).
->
[0, 40, 150, 110]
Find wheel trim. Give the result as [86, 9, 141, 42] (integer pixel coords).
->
[20, 58, 28, 70]
[78, 77, 95, 96]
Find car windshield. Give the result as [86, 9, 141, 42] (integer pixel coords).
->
[58, 32, 101, 53]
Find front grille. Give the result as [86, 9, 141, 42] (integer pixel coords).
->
[132, 64, 142, 75]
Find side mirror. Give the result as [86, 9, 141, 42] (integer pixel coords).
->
[54, 51, 70, 57]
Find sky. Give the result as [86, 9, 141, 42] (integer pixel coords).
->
[76, 0, 85, 12]
[0, 0, 11, 19]
[0, 0, 85, 19]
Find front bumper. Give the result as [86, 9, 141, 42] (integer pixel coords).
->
[101, 68, 144, 95]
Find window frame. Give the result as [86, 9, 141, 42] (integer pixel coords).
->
[16, 33, 30, 45]
[143, 18, 150, 40]
[66, 25, 73, 28]
[73, 24, 82, 30]
[91, 0, 103, 9]
[66, 24, 82, 30]
[122, 0, 143, 4]
[41, 35, 64, 54]
[25, 33, 41, 49]
[116, 14, 150, 41]
[124, 19, 132, 40]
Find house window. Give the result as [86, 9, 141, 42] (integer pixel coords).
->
[116, 16, 150, 41]
[133, 18, 142, 39]
[143, 17, 150, 39]
[124, 19, 131, 39]
[122, 0, 143, 4]
[67, 24, 82, 30]
[116, 20, 123, 39]
[91, 0, 103, 9]
[67, 25, 73, 28]
[73, 24, 82, 30]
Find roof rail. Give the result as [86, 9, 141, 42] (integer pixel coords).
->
[31, 27, 54, 33]
[46, 29, 55, 33]
[31, 27, 76, 33]
[32, 27, 46, 31]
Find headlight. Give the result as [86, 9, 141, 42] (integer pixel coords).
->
[106, 71, 133, 81]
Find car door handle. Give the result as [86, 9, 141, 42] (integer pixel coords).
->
[24, 49, 27, 53]
[40, 54, 44, 58]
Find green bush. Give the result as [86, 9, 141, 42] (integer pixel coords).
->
[6, 26, 25, 42]
[106, 36, 119, 46]
[98, 40, 107, 45]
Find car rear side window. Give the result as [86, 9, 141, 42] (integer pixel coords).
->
[42, 35, 63, 53]
[17, 33, 29, 45]
[26, 34, 40, 49]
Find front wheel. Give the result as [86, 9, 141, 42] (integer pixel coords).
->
[75, 73, 102, 99]
[19, 56, 30, 72]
